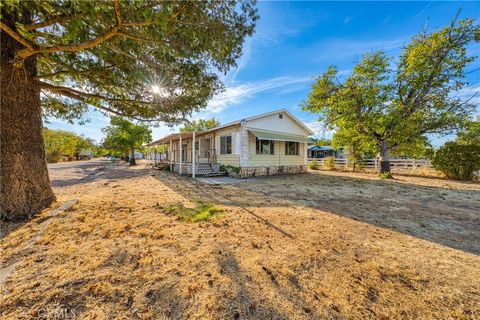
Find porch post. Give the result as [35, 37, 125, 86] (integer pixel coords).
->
[161, 143, 165, 163]
[169, 139, 173, 171]
[192, 131, 196, 178]
[179, 135, 183, 174]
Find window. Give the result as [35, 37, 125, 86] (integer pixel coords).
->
[220, 135, 232, 154]
[256, 138, 275, 155]
[285, 141, 299, 155]
[278, 113, 283, 119]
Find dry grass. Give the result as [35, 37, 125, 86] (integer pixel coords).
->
[1, 161, 479, 319]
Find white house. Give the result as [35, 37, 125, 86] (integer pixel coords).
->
[146, 109, 314, 178]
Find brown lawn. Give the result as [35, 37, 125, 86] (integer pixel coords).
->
[1, 160, 479, 319]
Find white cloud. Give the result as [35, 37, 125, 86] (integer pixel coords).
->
[206, 76, 311, 114]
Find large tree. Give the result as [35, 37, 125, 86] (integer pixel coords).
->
[102, 116, 151, 165]
[0, 1, 257, 220]
[180, 118, 219, 132]
[303, 17, 479, 174]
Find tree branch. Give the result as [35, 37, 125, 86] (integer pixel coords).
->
[17, 25, 120, 59]
[22, 13, 83, 31]
[0, 22, 35, 51]
[38, 81, 154, 105]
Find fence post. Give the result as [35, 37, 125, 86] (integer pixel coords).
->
[374, 158, 378, 172]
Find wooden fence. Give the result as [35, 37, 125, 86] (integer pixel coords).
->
[308, 158, 436, 174]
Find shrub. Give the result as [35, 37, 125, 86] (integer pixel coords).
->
[220, 165, 240, 174]
[309, 159, 319, 170]
[46, 151, 61, 163]
[432, 141, 480, 180]
[323, 156, 336, 170]
[379, 172, 394, 179]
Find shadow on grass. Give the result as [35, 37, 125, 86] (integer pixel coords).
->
[155, 171, 480, 256]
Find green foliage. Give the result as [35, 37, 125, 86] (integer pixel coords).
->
[379, 172, 394, 180]
[220, 164, 240, 174]
[43, 128, 98, 162]
[166, 201, 223, 222]
[180, 118, 220, 133]
[2, 1, 257, 123]
[102, 116, 152, 152]
[303, 17, 479, 171]
[308, 159, 319, 170]
[102, 116, 152, 164]
[314, 138, 332, 146]
[432, 141, 480, 180]
[457, 118, 480, 144]
[323, 156, 336, 170]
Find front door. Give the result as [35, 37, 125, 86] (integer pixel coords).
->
[201, 138, 211, 157]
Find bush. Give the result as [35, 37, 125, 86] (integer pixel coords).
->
[323, 156, 336, 170]
[432, 142, 480, 180]
[46, 151, 61, 163]
[220, 165, 240, 174]
[379, 172, 394, 179]
[309, 159, 319, 170]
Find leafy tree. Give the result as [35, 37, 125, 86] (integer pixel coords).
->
[180, 118, 219, 132]
[1, 1, 257, 220]
[43, 128, 98, 162]
[102, 116, 152, 165]
[314, 138, 332, 147]
[303, 17, 479, 175]
[332, 128, 376, 171]
[457, 118, 480, 144]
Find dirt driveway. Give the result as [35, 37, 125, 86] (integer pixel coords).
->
[1, 161, 479, 319]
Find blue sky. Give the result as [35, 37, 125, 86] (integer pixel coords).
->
[47, 1, 480, 145]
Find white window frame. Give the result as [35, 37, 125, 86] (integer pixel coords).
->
[220, 135, 232, 155]
[285, 141, 299, 156]
[256, 138, 275, 155]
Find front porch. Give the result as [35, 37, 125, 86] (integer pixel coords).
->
[145, 131, 222, 176]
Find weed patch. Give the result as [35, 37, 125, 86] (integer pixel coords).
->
[166, 201, 223, 222]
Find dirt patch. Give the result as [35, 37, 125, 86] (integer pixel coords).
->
[1, 161, 479, 319]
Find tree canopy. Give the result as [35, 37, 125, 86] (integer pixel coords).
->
[457, 118, 480, 144]
[102, 116, 152, 165]
[1, 0, 258, 123]
[43, 128, 98, 162]
[180, 118, 220, 132]
[302, 16, 479, 173]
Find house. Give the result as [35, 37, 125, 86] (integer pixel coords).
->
[307, 146, 347, 159]
[146, 109, 314, 178]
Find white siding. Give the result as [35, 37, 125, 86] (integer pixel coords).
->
[215, 125, 241, 167]
[245, 112, 311, 136]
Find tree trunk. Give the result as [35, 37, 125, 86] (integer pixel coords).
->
[129, 147, 136, 165]
[0, 11, 56, 221]
[378, 140, 391, 174]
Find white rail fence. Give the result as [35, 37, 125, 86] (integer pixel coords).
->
[308, 158, 436, 173]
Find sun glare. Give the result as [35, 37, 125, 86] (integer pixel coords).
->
[151, 85, 161, 94]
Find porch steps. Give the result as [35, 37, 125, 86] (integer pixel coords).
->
[206, 172, 227, 177]
[196, 163, 224, 176]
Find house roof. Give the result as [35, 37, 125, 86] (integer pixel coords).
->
[249, 128, 309, 143]
[308, 145, 335, 151]
[146, 109, 314, 147]
[211, 108, 315, 135]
